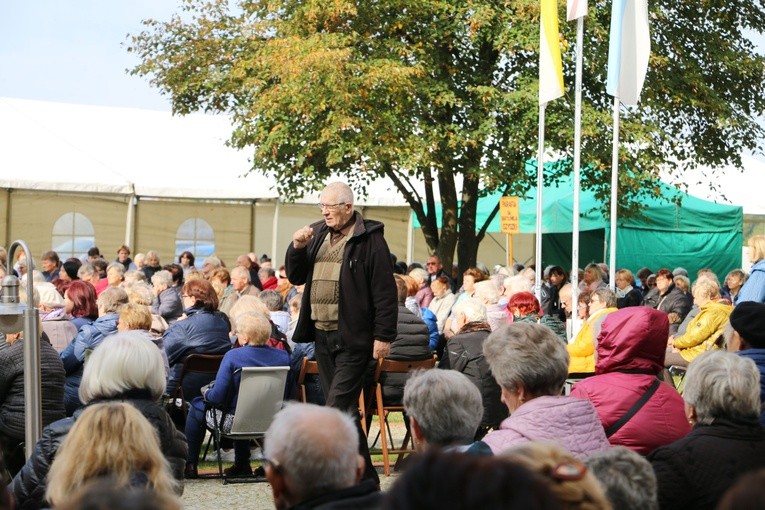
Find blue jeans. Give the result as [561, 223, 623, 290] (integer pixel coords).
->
[185, 397, 250, 466]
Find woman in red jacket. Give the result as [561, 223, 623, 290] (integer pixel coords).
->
[571, 306, 690, 455]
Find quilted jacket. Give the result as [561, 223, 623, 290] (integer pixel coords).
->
[672, 300, 732, 362]
[481, 395, 610, 459]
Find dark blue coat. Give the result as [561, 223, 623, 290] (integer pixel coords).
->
[163, 307, 231, 398]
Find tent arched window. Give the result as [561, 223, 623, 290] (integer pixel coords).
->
[52, 213, 96, 260]
[175, 218, 215, 268]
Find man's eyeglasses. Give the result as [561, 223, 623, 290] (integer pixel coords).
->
[426, 262, 438, 266]
[317, 202, 346, 210]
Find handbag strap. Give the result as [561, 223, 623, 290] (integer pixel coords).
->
[605, 379, 661, 438]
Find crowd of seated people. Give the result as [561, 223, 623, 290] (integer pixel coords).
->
[0, 242, 764, 509]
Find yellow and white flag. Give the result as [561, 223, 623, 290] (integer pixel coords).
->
[539, 0, 564, 104]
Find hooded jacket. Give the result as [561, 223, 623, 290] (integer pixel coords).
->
[285, 213, 398, 352]
[571, 307, 691, 454]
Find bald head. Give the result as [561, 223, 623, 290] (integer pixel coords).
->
[322, 182, 354, 206]
[236, 254, 252, 269]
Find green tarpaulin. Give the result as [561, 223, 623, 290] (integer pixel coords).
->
[413, 165, 743, 277]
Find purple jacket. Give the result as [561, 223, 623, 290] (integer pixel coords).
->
[481, 395, 610, 459]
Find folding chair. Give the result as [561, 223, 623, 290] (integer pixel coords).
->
[668, 365, 688, 393]
[207, 366, 290, 484]
[373, 356, 437, 476]
[168, 354, 224, 429]
[297, 357, 320, 403]
[563, 372, 596, 395]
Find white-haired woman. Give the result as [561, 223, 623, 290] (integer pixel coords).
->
[151, 270, 183, 325]
[665, 278, 732, 368]
[12, 332, 187, 509]
[481, 323, 610, 458]
[184, 313, 290, 479]
[649, 350, 765, 510]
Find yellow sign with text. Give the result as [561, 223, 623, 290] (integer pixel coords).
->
[499, 196, 520, 234]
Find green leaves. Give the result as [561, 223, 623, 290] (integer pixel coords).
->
[129, 0, 765, 269]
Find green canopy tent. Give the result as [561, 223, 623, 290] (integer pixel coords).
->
[413, 167, 743, 277]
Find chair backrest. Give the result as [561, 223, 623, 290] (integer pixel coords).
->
[230, 366, 290, 434]
[373, 356, 437, 382]
[297, 357, 320, 386]
[181, 353, 225, 376]
[174, 354, 225, 401]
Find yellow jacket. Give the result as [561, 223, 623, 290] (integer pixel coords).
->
[568, 307, 617, 373]
[673, 300, 733, 362]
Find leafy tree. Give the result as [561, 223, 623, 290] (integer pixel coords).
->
[129, 0, 765, 272]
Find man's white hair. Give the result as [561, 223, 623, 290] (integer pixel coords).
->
[264, 403, 359, 503]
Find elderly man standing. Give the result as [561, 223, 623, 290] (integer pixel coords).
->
[286, 181, 397, 485]
[264, 403, 381, 509]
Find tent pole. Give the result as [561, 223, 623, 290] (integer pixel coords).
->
[125, 190, 136, 249]
[406, 213, 414, 265]
[609, 96, 619, 290]
[271, 199, 281, 266]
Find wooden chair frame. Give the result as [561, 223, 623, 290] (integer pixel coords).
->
[373, 356, 437, 476]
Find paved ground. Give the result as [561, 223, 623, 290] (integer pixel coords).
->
[182, 470, 399, 510]
[183, 419, 404, 509]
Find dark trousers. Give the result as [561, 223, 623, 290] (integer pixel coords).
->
[185, 397, 250, 467]
[315, 329, 380, 486]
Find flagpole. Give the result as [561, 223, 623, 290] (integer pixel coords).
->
[536, 102, 546, 301]
[609, 95, 619, 291]
[571, 15, 583, 308]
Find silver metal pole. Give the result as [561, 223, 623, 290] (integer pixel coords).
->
[535, 103, 546, 301]
[571, 16, 584, 308]
[609, 96, 619, 291]
[8, 240, 42, 457]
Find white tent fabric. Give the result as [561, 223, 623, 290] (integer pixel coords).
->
[0, 97, 415, 206]
[3, 97, 761, 213]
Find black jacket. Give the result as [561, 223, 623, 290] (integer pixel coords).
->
[616, 287, 643, 309]
[286, 213, 398, 352]
[0, 337, 65, 441]
[649, 417, 765, 510]
[380, 305, 432, 404]
[441, 322, 508, 428]
[656, 284, 692, 333]
[289, 479, 382, 509]
[11, 393, 187, 510]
